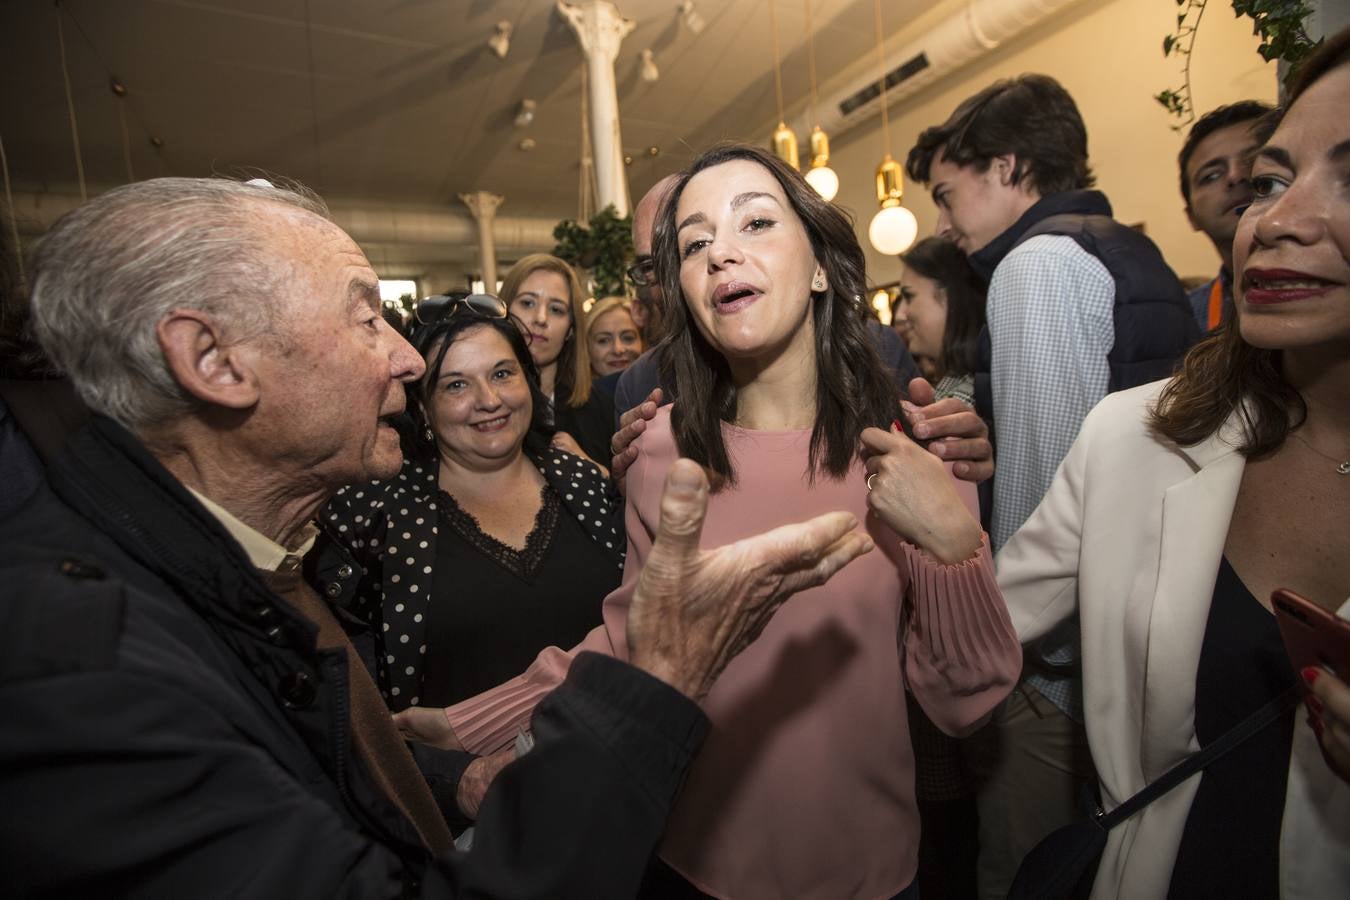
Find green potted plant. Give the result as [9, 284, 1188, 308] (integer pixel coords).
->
[552, 204, 634, 299]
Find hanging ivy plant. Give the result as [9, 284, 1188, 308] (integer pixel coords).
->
[1233, 0, 1320, 64]
[1156, 0, 1320, 129]
[551, 205, 634, 300]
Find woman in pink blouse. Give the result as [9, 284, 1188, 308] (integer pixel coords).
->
[402, 144, 1020, 900]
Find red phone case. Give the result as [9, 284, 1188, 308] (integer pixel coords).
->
[1272, 588, 1350, 682]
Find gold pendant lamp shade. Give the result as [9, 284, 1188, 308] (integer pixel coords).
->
[809, 125, 831, 168]
[773, 120, 801, 170]
[875, 154, 903, 206]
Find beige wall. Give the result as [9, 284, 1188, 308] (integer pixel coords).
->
[826, 0, 1278, 288]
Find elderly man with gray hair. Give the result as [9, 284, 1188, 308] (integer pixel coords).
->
[0, 177, 872, 897]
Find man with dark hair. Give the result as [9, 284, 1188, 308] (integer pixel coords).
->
[908, 73, 1198, 900]
[1177, 100, 1273, 331]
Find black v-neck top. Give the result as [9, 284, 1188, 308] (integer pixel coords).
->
[419, 484, 619, 707]
[1167, 556, 1298, 899]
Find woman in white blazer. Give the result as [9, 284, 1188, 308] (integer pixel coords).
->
[997, 30, 1350, 900]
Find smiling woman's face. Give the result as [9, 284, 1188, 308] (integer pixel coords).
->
[896, 271, 948, 366]
[588, 306, 642, 376]
[424, 324, 532, 470]
[675, 159, 823, 364]
[1234, 63, 1350, 356]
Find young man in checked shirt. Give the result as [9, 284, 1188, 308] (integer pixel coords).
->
[907, 74, 1199, 900]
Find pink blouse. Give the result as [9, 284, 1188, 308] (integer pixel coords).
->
[446, 407, 1020, 900]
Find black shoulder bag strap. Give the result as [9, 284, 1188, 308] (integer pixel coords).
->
[1098, 683, 1301, 829]
[1008, 684, 1301, 900]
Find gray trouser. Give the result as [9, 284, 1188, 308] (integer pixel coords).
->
[969, 682, 1097, 900]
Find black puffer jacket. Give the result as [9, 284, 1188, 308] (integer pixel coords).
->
[0, 414, 706, 898]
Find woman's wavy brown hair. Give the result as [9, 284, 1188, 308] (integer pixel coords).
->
[1148, 26, 1350, 455]
[651, 143, 901, 488]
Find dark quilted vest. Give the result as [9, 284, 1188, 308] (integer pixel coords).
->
[972, 211, 1200, 429]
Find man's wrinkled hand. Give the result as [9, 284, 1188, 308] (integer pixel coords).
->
[611, 388, 662, 494]
[902, 377, 993, 484]
[456, 747, 515, 820]
[626, 459, 873, 701]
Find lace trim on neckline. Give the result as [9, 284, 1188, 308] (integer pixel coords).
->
[438, 483, 558, 580]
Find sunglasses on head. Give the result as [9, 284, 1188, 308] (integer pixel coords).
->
[412, 292, 509, 327]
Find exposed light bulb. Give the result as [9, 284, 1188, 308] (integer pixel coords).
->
[679, 1, 706, 35]
[640, 48, 659, 82]
[868, 204, 918, 255]
[804, 126, 838, 200]
[514, 98, 536, 128]
[488, 21, 512, 59]
[872, 290, 893, 325]
[804, 165, 839, 201]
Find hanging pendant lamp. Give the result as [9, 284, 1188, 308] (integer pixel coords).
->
[866, 0, 916, 255]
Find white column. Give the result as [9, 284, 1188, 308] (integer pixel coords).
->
[557, 0, 634, 217]
[458, 191, 505, 291]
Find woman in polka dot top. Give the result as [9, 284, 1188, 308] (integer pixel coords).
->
[324, 308, 625, 801]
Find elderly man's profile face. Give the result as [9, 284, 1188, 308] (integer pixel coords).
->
[249, 207, 424, 487]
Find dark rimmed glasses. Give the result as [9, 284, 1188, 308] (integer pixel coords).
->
[626, 257, 657, 287]
[412, 292, 508, 327]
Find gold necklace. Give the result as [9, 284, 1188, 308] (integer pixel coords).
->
[1292, 431, 1350, 475]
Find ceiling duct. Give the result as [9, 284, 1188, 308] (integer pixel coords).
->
[838, 53, 931, 118]
[794, 0, 1088, 142]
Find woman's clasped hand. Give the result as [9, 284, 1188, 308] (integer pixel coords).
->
[860, 422, 984, 565]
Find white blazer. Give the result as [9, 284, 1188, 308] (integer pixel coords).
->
[996, 380, 1350, 900]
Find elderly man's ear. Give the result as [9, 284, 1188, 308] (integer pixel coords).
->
[157, 310, 262, 410]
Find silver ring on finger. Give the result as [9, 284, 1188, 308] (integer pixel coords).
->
[866, 473, 877, 492]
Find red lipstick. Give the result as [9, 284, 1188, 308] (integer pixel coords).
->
[1243, 268, 1337, 305]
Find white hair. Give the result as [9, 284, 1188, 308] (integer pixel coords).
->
[29, 177, 331, 432]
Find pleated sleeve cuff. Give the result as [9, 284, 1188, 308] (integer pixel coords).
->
[445, 645, 576, 754]
[901, 535, 1022, 736]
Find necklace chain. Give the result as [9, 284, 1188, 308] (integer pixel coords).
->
[1292, 431, 1350, 475]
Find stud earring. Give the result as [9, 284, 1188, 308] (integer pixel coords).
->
[812, 276, 826, 292]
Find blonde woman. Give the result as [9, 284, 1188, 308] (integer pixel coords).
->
[498, 254, 614, 464]
[586, 296, 643, 379]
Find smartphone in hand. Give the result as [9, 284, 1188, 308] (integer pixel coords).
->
[1273, 588, 1350, 682]
[1273, 587, 1350, 772]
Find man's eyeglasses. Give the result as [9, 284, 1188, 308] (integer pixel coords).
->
[413, 292, 508, 327]
[626, 258, 657, 288]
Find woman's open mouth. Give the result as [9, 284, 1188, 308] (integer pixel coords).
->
[712, 281, 763, 315]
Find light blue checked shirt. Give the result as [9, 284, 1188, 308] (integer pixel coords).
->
[989, 234, 1115, 721]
